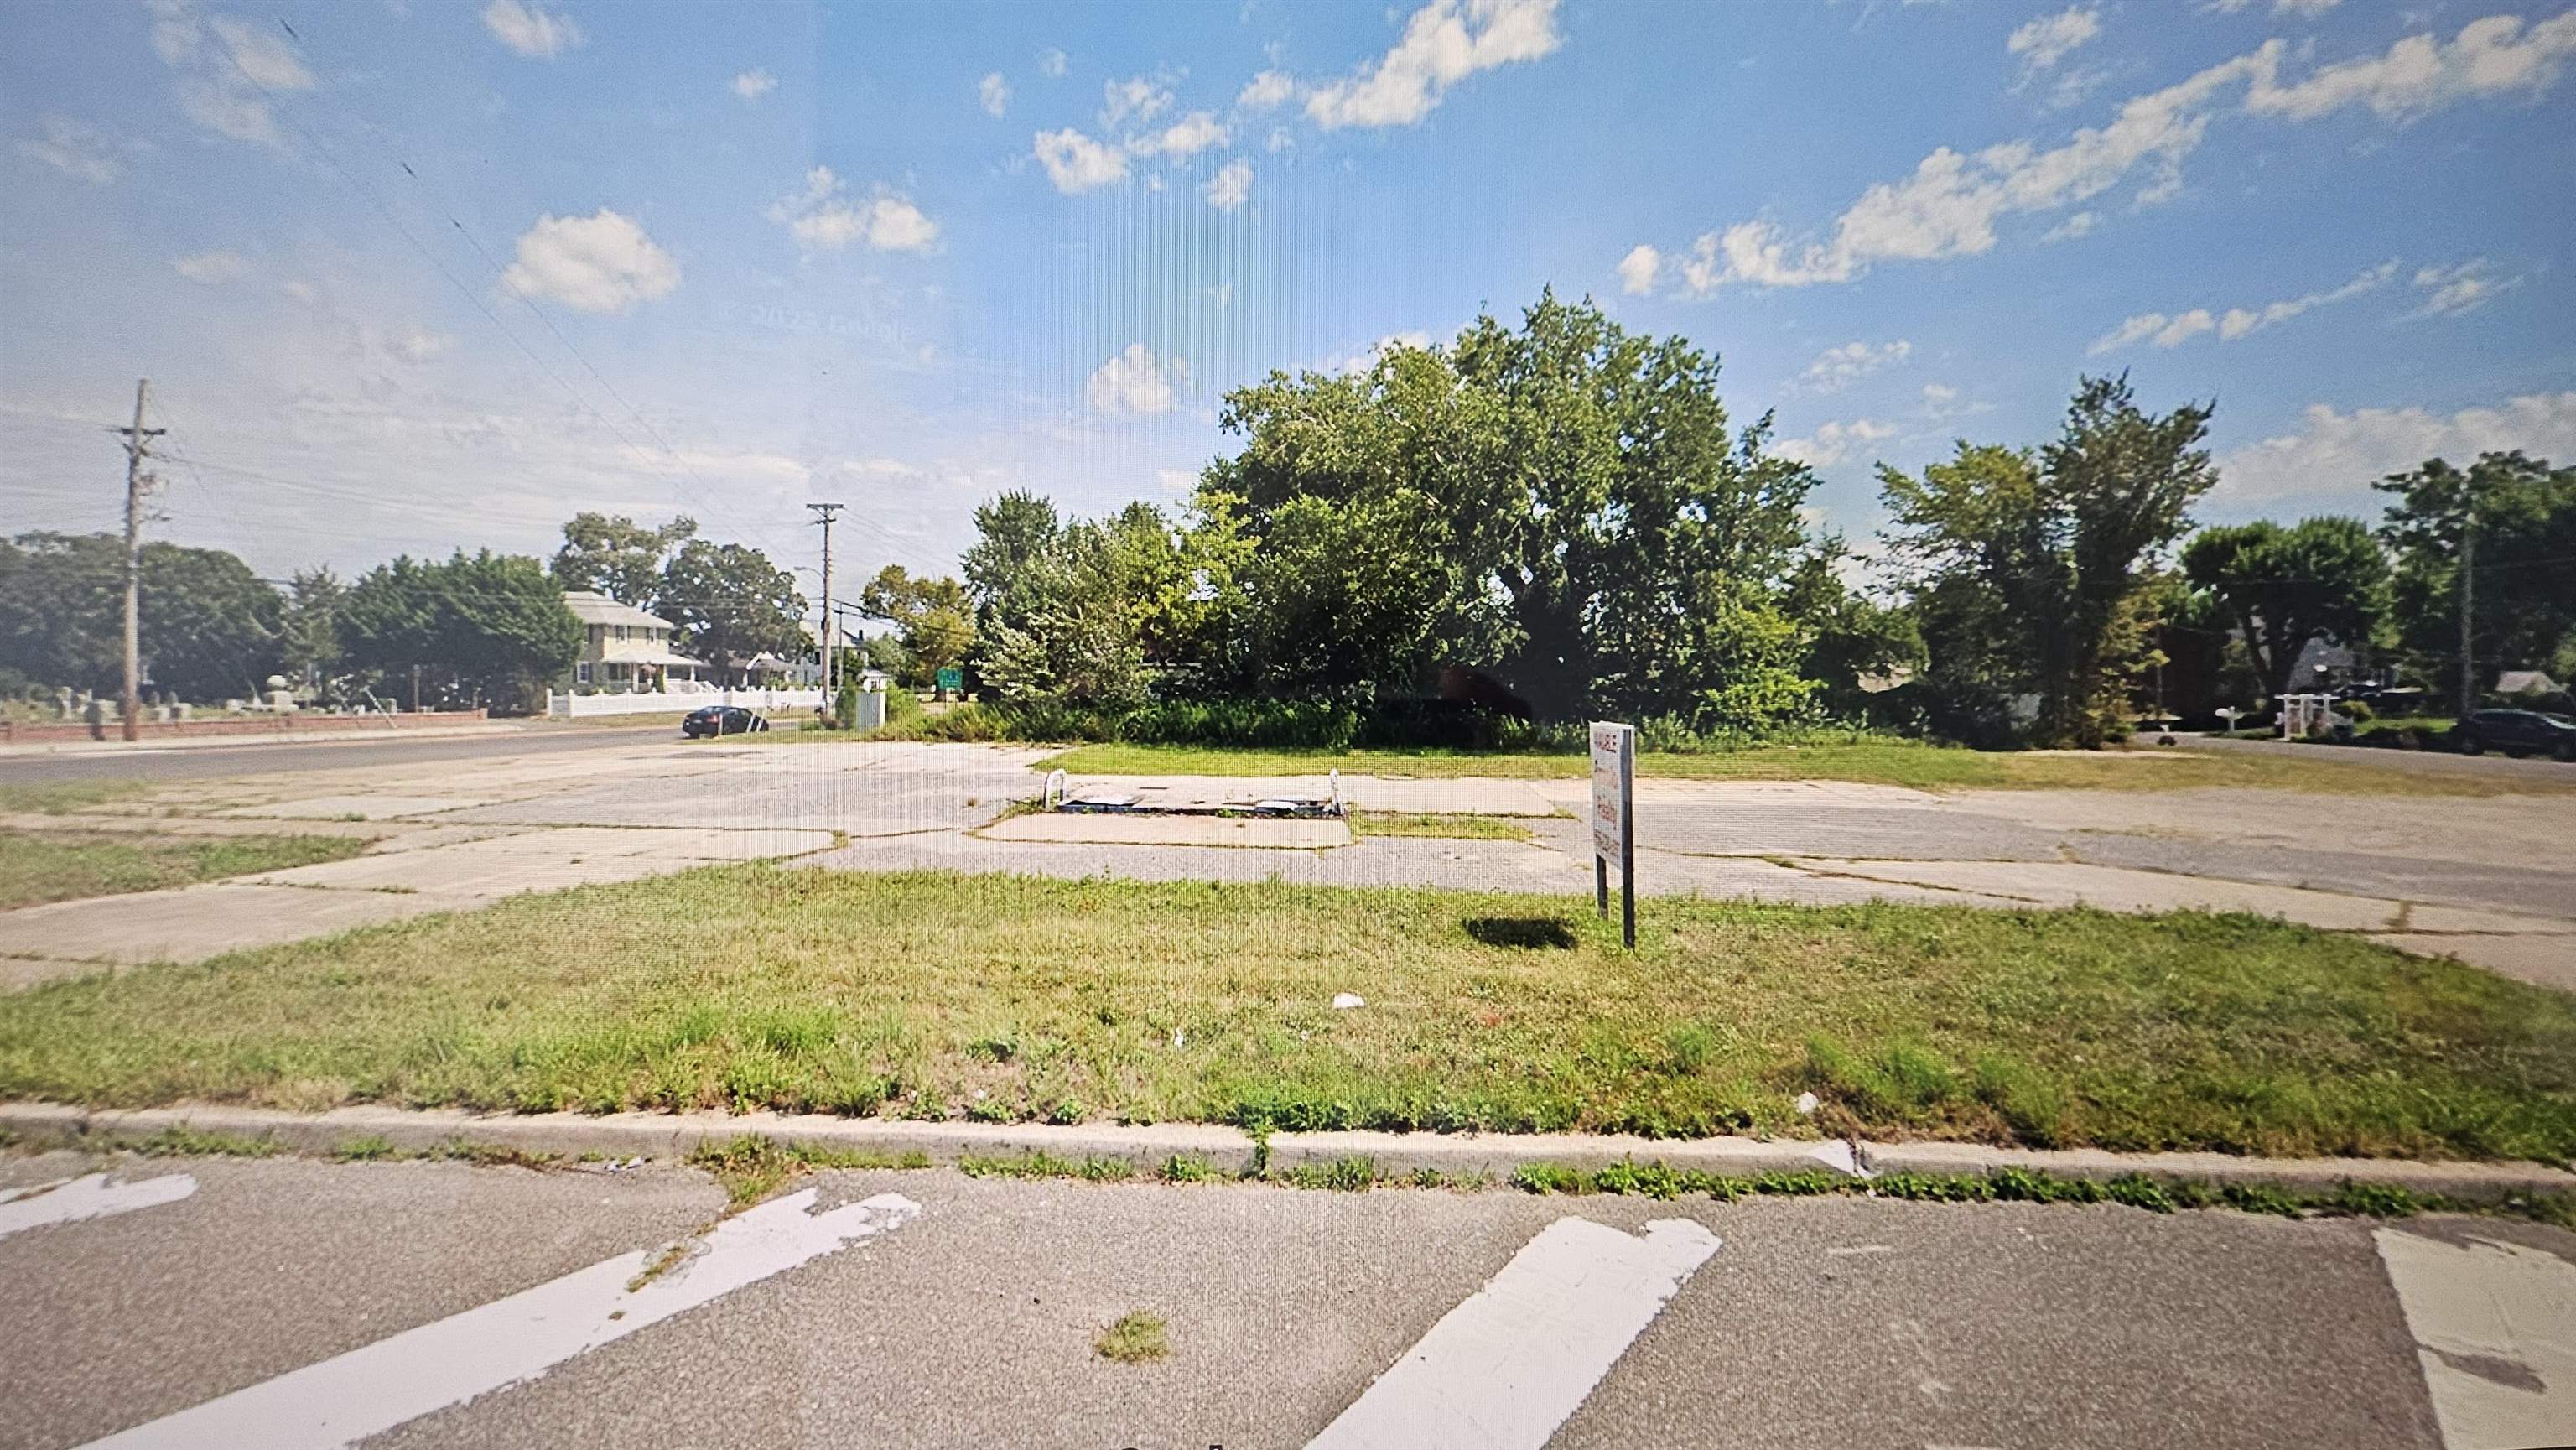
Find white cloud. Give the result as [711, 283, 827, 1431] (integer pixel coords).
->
[173, 249, 250, 283]
[498, 209, 679, 314]
[1135, 110, 1229, 158]
[1616, 243, 1661, 295]
[1102, 75, 1174, 128]
[1039, 49, 1068, 78]
[2206, 0, 2344, 13]
[1659, 15, 2576, 294]
[2088, 260, 2398, 352]
[482, 0, 582, 60]
[1265, 125, 1296, 153]
[392, 329, 457, 362]
[1201, 282, 1236, 306]
[1305, 0, 1562, 129]
[1155, 468, 1197, 493]
[1920, 382, 1991, 421]
[1238, 70, 1296, 110]
[733, 68, 776, 101]
[979, 72, 1010, 117]
[2007, 7, 2101, 73]
[2043, 210, 2099, 242]
[2408, 257, 2521, 317]
[147, 1, 317, 148]
[1033, 127, 1129, 192]
[1204, 157, 1254, 211]
[1775, 418, 1898, 468]
[1088, 343, 1186, 416]
[1320, 331, 1434, 376]
[15, 116, 130, 184]
[1797, 340, 1913, 393]
[2215, 391, 2576, 511]
[766, 167, 939, 253]
[2246, 13, 2576, 119]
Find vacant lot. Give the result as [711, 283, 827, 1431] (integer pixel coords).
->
[1035, 741, 2571, 796]
[0, 829, 366, 910]
[2, 865, 2567, 1162]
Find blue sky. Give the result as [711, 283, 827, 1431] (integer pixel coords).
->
[4, 0, 2572, 590]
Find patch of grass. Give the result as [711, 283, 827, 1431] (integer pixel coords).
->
[332, 1134, 397, 1162]
[1032, 741, 2568, 798]
[1348, 811, 1539, 842]
[3, 866, 2573, 1163]
[687, 1135, 931, 1208]
[1285, 1155, 1379, 1192]
[0, 779, 153, 815]
[958, 1149, 1079, 1180]
[123, 1125, 280, 1157]
[1094, 1310, 1171, 1364]
[0, 829, 367, 909]
[1158, 1153, 1215, 1183]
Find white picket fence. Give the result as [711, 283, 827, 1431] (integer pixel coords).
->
[548, 687, 830, 720]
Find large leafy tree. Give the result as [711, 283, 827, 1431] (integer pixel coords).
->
[975, 503, 1200, 707]
[1883, 376, 2218, 747]
[339, 551, 580, 711]
[657, 541, 807, 683]
[858, 564, 976, 689]
[2376, 452, 2576, 701]
[1199, 291, 1820, 720]
[280, 569, 345, 692]
[0, 533, 282, 702]
[551, 512, 696, 605]
[2179, 516, 2389, 703]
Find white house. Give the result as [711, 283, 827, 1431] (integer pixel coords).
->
[561, 590, 704, 691]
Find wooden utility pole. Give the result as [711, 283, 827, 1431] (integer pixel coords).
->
[109, 380, 164, 742]
[807, 502, 844, 704]
[2458, 517, 2475, 720]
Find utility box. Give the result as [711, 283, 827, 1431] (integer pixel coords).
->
[849, 683, 887, 731]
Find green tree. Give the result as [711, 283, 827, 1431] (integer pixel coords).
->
[858, 564, 976, 691]
[960, 490, 1062, 630]
[657, 541, 807, 685]
[2179, 516, 2389, 703]
[1200, 291, 1820, 720]
[339, 552, 580, 711]
[0, 533, 282, 702]
[551, 512, 696, 605]
[2376, 452, 2576, 703]
[1883, 376, 2218, 747]
[973, 504, 1188, 708]
[280, 568, 346, 692]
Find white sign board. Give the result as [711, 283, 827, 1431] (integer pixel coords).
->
[1589, 721, 1633, 860]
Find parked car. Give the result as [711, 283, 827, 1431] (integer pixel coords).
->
[682, 705, 770, 738]
[2454, 708, 2576, 761]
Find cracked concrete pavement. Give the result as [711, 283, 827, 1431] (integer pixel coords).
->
[3, 735, 2569, 992]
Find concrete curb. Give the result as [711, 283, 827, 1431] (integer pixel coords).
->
[6, 1103, 2570, 1201]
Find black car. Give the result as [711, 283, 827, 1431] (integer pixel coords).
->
[681, 705, 770, 738]
[2456, 708, 2576, 761]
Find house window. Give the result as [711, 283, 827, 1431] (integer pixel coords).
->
[575, 662, 593, 683]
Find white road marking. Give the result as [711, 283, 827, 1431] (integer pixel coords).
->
[1308, 1216, 1720, 1450]
[78, 1188, 921, 1450]
[0, 1173, 195, 1240]
[2376, 1227, 2576, 1450]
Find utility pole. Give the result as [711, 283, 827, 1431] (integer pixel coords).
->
[807, 502, 844, 703]
[108, 380, 165, 742]
[2458, 515, 2475, 720]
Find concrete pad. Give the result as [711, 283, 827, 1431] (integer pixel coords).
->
[1786, 859, 2406, 931]
[214, 795, 484, 821]
[982, 813, 1351, 848]
[238, 827, 837, 897]
[2373, 933, 2576, 993]
[2401, 903, 2576, 935]
[0, 813, 388, 841]
[0, 955, 103, 992]
[0, 883, 474, 969]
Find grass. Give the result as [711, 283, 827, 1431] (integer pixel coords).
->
[0, 829, 368, 910]
[688, 1134, 932, 1208]
[0, 780, 153, 815]
[1094, 1311, 1171, 1364]
[1, 865, 2570, 1164]
[1348, 811, 1540, 841]
[1032, 741, 2570, 797]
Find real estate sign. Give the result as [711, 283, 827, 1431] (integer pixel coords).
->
[1589, 720, 1636, 948]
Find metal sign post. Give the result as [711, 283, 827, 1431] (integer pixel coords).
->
[1589, 720, 1636, 949]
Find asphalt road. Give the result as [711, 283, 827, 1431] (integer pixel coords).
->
[8, 1151, 2558, 1450]
[0, 724, 686, 785]
[2184, 730, 2576, 782]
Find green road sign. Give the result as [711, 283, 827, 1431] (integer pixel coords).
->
[936, 667, 963, 692]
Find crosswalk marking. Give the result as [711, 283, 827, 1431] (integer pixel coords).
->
[1308, 1216, 1721, 1450]
[77, 1188, 922, 1450]
[2376, 1228, 2576, 1450]
[0, 1174, 195, 1240]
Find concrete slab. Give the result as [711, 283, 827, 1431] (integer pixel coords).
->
[1786, 859, 2407, 931]
[214, 795, 485, 821]
[0, 883, 474, 968]
[0, 813, 392, 841]
[2372, 933, 2576, 993]
[982, 813, 1352, 848]
[2400, 903, 2576, 935]
[238, 827, 837, 896]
